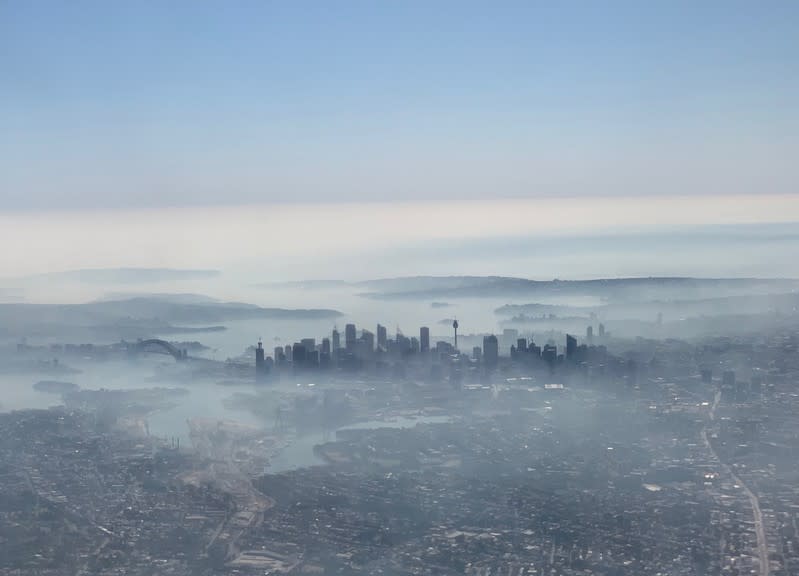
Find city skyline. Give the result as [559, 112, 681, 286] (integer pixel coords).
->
[4, 2, 799, 573]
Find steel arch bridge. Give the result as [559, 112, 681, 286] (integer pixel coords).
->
[134, 339, 186, 361]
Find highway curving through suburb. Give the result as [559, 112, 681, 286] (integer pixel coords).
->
[702, 390, 769, 576]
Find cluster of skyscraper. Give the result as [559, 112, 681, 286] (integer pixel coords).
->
[255, 323, 443, 380]
[508, 330, 607, 371]
[253, 321, 612, 383]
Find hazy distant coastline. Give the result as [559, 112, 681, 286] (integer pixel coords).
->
[356, 276, 799, 300]
[0, 295, 342, 342]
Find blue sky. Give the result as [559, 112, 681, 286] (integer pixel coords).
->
[2, 1, 798, 210]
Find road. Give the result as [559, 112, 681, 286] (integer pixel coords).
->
[703, 390, 769, 576]
[187, 420, 274, 564]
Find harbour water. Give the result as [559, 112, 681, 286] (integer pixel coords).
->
[0, 356, 454, 473]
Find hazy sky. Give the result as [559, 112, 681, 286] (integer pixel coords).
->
[2, 1, 798, 210]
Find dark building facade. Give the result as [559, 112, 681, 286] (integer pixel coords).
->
[377, 324, 387, 350]
[420, 326, 430, 354]
[566, 334, 577, 360]
[345, 323, 356, 352]
[483, 334, 499, 369]
[255, 340, 267, 381]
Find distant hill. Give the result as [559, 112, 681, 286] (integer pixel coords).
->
[96, 292, 220, 304]
[90, 297, 342, 323]
[496, 291, 799, 317]
[256, 280, 353, 289]
[0, 296, 342, 341]
[0, 296, 342, 324]
[253, 274, 799, 304]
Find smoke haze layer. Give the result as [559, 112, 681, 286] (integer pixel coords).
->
[1, 195, 798, 305]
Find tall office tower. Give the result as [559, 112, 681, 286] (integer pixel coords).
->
[319, 337, 332, 368]
[410, 337, 419, 354]
[274, 346, 284, 365]
[255, 340, 266, 380]
[255, 340, 264, 368]
[566, 334, 577, 360]
[483, 334, 498, 368]
[345, 323, 357, 352]
[292, 342, 307, 366]
[598, 323, 605, 338]
[516, 338, 527, 353]
[301, 338, 316, 353]
[284, 344, 293, 362]
[420, 326, 430, 353]
[377, 324, 387, 350]
[361, 330, 375, 353]
[472, 346, 482, 361]
[586, 325, 593, 344]
[331, 328, 341, 351]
